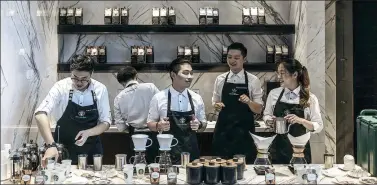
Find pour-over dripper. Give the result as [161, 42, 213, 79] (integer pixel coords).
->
[132, 134, 153, 151]
[157, 134, 178, 151]
[250, 133, 277, 165]
[288, 133, 311, 165]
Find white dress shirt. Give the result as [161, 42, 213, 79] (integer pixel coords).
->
[212, 69, 264, 105]
[147, 87, 207, 125]
[263, 86, 323, 134]
[114, 81, 160, 132]
[35, 77, 112, 125]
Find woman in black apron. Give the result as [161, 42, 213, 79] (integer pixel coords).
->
[265, 59, 323, 164]
[163, 90, 200, 164]
[212, 70, 257, 163]
[53, 89, 103, 164]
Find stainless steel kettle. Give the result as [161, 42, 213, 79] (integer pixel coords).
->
[275, 117, 292, 134]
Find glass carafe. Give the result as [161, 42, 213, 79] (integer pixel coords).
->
[254, 149, 272, 165]
[290, 145, 307, 165]
[155, 151, 172, 174]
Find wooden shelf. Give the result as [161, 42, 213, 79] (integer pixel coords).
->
[57, 24, 295, 35]
[57, 63, 277, 73]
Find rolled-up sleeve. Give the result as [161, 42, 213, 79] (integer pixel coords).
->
[196, 96, 207, 131]
[250, 78, 264, 105]
[35, 83, 61, 115]
[98, 87, 112, 125]
[308, 95, 324, 134]
[263, 91, 275, 122]
[113, 95, 127, 131]
[147, 95, 160, 123]
[211, 77, 221, 106]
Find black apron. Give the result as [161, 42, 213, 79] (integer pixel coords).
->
[53, 89, 103, 165]
[212, 71, 256, 163]
[126, 83, 159, 164]
[269, 89, 312, 164]
[162, 90, 200, 164]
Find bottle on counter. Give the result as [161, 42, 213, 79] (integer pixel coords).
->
[265, 168, 276, 184]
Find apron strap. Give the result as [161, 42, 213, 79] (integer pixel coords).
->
[273, 89, 287, 114]
[69, 89, 74, 101]
[91, 90, 97, 103]
[167, 90, 196, 114]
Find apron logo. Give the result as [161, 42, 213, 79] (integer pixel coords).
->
[78, 110, 85, 117]
[179, 117, 186, 124]
[229, 88, 239, 96]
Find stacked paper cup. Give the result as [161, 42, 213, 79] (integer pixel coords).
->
[343, 154, 355, 171]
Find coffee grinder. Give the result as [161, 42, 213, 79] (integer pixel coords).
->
[155, 134, 179, 174]
[288, 133, 311, 165]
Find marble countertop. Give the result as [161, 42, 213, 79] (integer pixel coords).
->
[1, 164, 370, 184]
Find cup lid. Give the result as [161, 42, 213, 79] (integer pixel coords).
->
[221, 161, 237, 168]
[204, 161, 220, 168]
[187, 162, 203, 168]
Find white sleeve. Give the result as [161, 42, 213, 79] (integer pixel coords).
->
[263, 91, 275, 122]
[147, 95, 160, 123]
[97, 87, 112, 125]
[308, 95, 324, 134]
[211, 76, 221, 106]
[113, 95, 127, 131]
[35, 83, 61, 115]
[196, 96, 207, 123]
[250, 78, 264, 105]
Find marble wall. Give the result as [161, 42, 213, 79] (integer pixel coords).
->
[1, 1, 59, 148]
[325, 0, 337, 158]
[289, 1, 326, 163]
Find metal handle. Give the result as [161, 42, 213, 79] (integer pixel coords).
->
[155, 156, 161, 163]
[145, 138, 153, 148]
[360, 109, 377, 116]
[286, 123, 292, 133]
[129, 156, 135, 164]
[171, 138, 178, 147]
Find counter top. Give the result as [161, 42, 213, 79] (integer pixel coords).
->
[49, 120, 273, 133]
[9, 121, 274, 133]
[1, 164, 370, 184]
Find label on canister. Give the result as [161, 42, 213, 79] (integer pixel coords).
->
[22, 174, 31, 182]
[167, 172, 177, 179]
[151, 171, 159, 178]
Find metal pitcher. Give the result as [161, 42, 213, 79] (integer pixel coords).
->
[275, 117, 292, 134]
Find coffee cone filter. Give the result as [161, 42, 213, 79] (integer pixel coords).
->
[250, 133, 277, 150]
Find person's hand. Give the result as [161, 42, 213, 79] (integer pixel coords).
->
[214, 102, 225, 111]
[190, 115, 200, 131]
[42, 147, 58, 166]
[75, 130, 93, 146]
[158, 117, 170, 132]
[265, 116, 276, 127]
[238, 94, 251, 104]
[284, 114, 305, 124]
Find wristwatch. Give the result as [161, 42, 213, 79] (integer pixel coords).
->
[46, 142, 57, 149]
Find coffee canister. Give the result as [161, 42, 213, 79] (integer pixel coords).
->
[193, 157, 209, 164]
[186, 162, 203, 185]
[227, 158, 244, 180]
[204, 161, 220, 184]
[221, 162, 237, 185]
[211, 158, 226, 165]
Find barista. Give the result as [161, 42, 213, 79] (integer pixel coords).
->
[211, 42, 264, 163]
[114, 66, 160, 163]
[263, 59, 323, 164]
[34, 55, 111, 164]
[147, 58, 207, 164]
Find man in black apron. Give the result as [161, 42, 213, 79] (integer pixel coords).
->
[35, 55, 111, 164]
[147, 58, 207, 164]
[269, 89, 311, 164]
[114, 66, 160, 164]
[212, 43, 264, 163]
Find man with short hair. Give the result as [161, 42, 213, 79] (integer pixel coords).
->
[114, 66, 160, 163]
[35, 55, 111, 164]
[147, 58, 207, 164]
[211, 42, 264, 163]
